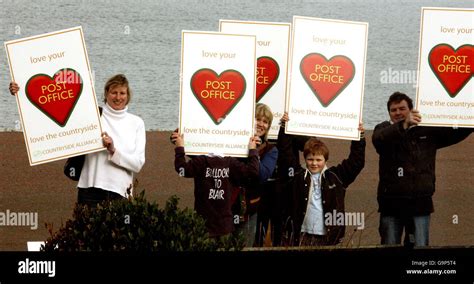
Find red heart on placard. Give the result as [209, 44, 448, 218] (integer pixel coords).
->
[428, 44, 474, 98]
[300, 53, 355, 107]
[256, 56, 279, 102]
[25, 68, 83, 127]
[190, 69, 246, 125]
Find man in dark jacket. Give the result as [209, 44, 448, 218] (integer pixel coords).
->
[279, 113, 366, 246]
[373, 92, 472, 247]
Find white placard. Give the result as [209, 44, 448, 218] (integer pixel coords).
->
[5, 27, 104, 166]
[179, 31, 256, 157]
[219, 20, 291, 140]
[286, 16, 368, 140]
[415, 7, 474, 128]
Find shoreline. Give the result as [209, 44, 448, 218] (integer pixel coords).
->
[0, 130, 473, 250]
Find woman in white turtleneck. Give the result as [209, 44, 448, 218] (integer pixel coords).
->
[77, 74, 146, 207]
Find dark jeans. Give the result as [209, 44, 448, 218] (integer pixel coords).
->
[299, 232, 329, 246]
[77, 187, 125, 208]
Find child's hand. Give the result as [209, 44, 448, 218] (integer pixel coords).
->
[9, 82, 19, 96]
[169, 128, 179, 145]
[280, 112, 289, 126]
[358, 122, 365, 138]
[248, 136, 259, 150]
[171, 131, 184, 147]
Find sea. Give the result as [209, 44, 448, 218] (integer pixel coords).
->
[0, 0, 472, 131]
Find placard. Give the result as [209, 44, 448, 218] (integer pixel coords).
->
[415, 7, 473, 128]
[179, 31, 256, 157]
[4, 26, 104, 166]
[219, 20, 291, 140]
[286, 16, 368, 140]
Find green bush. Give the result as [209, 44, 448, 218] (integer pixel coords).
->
[42, 191, 244, 252]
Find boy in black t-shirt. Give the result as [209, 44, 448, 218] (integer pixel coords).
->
[171, 130, 260, 237]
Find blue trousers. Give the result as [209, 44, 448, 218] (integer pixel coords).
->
[379, 214, 430, 247]
[235, 213, 258, 247]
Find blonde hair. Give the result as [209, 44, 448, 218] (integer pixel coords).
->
[103, 74, 132, 104]
[255, 103, 273, 141]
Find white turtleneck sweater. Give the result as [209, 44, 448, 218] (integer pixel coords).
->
[78, 103, 146, 197]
